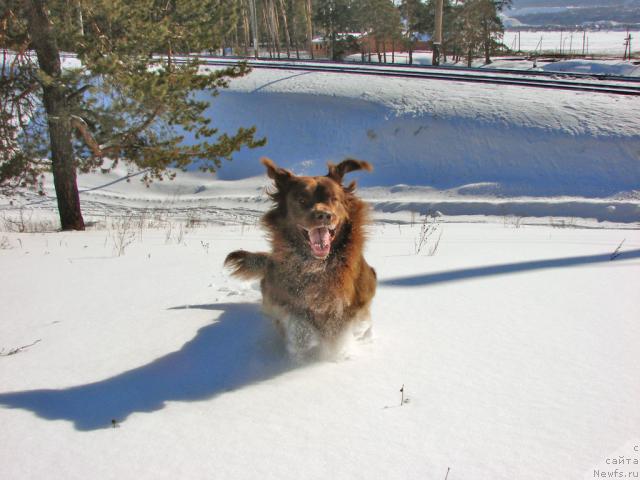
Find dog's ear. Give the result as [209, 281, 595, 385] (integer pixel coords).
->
[344, 180, 357, 194]
[327, 158, 372, 186]
[261, 157, 293, 189]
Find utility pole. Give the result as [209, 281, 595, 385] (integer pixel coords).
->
[432, 0, 443, 66]
[518, 31, 521, 52]
[623, 29, 632, 61]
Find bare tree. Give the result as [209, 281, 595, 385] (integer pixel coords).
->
[305, 0, 314, 59]
[278, 0, 293, 58]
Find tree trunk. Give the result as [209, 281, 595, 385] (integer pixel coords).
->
[277, 0, 292, 58]
[330, 32, 335, 61]
[383, 39, 387, 63]
[26, 0, 84, 231]
[262, 7, 273, 58]
[268, 0, 281, 58]
[241, 0, 251, 55]
[290, 1, 300, 59]
[247, 0, 259, 57]
[433, 0, 443, 66]
[305, 0, 313, 59]
[391, 38, 395, 64]
[483, 23, 491, 64]
[263, 0, 280, 58]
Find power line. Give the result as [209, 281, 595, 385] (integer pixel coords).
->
[1, 168, 152, 209]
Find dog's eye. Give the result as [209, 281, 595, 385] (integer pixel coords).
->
[298, 197, 308, 206]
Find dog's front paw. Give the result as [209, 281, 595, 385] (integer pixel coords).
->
[352, 321, 373, 342]
[282, 315, 321, 361]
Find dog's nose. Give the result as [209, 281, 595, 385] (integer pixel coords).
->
[314, 210, 334, 223]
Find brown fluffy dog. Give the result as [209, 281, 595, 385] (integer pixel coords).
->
[224, 157, 377, 357]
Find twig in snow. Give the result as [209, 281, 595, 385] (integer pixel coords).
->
[0, 235, 11, 249]
[445, 467, 451, 480]
[399, 384, 410, 406]
[0, 339, 41, 357]
[176, 223, 185, 244]
[110, 215, 136, 256]
[610, 239, 625, 260]
[415, 212, 443, 256]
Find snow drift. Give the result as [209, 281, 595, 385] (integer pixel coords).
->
[200, 67, 640, 198]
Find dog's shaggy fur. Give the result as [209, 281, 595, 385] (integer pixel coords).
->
[225, 157, 377, 357]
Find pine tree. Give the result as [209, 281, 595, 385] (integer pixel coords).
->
[314, 0, 357, 60]
[372, 0, 402, 63]
[454, 0, 510, 66]
[354, 0, 402, 63]
[399, 0, 430, 65]
[0, 0, 265, 230]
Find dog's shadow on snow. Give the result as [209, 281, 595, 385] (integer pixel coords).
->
[0, 302, 295, 431]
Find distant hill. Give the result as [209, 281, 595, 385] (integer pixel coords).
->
[505, 0, 640, 28]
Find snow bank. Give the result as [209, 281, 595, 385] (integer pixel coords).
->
[345, 51, 433, 65]
[542, 59, 640, 77]
[201, 67, 640, 198]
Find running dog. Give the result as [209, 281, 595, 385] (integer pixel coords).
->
[224, 157, 376, 357]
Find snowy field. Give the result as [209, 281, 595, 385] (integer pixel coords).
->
[0, 202, 639, 479]
[1, 61, 639, 479]
[503, 30, 639, 56]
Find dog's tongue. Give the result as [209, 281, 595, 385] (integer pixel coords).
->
[309, 227, 331, 258]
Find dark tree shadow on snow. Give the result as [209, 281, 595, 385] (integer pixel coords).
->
[380, 249, 640, 287]
[0, 302, 295, 431]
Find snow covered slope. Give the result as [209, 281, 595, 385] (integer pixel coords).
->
[200, 66, 640, 198]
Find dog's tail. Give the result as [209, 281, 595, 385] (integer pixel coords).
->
[224, 250, 269, 280]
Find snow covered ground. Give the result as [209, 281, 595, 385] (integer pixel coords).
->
[0, 207, 638, 479]
[503, 29, 640, 56]
[540, 58, 640, 76]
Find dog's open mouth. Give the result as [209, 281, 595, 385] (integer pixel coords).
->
[300, 226, 336, 259]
